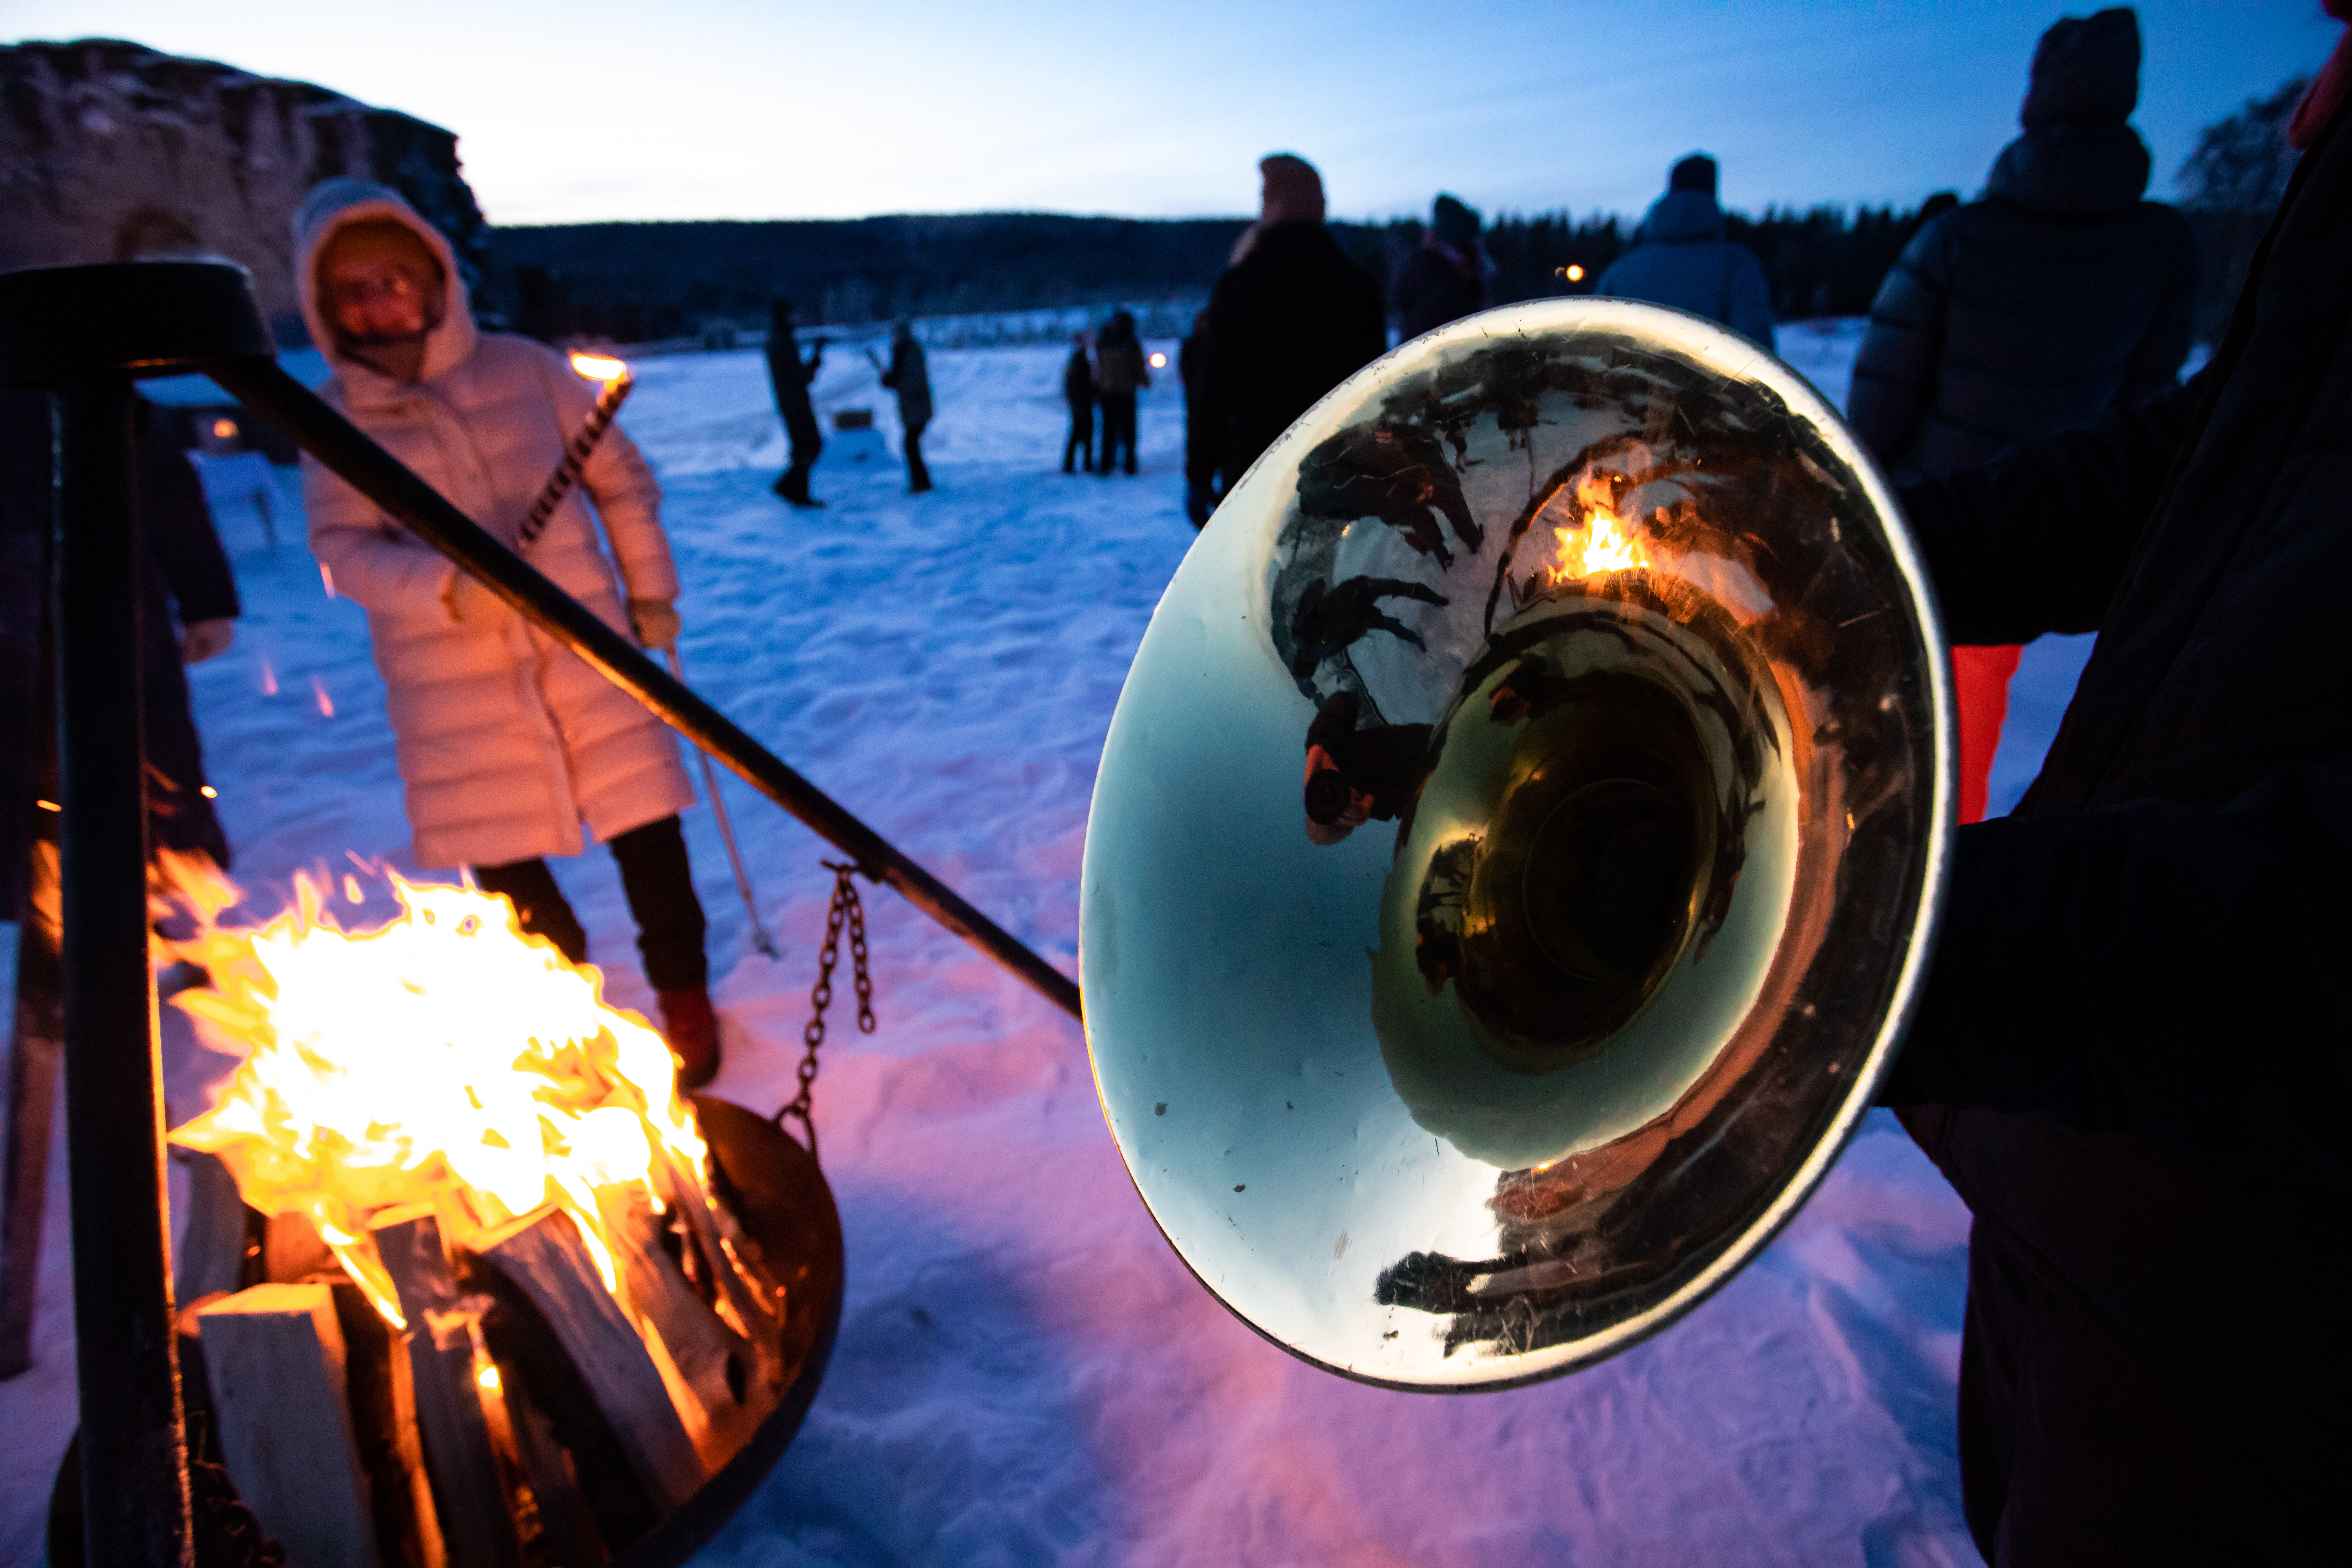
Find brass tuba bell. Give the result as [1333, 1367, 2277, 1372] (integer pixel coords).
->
[1081, 301, 1952, 1389]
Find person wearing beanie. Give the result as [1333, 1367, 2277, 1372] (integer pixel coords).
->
[1870, 9, 2352, 1558]
[765, 298, 827, 507]
[290, 177, 725, 1087]
[1394, 192, 1493, 341]
[1592, 152, 1776, 346]
[1195, 154, 1387, 507]
[1848, 7, 2194, 828]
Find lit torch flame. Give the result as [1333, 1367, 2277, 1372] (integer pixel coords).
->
[570, 352, 630, 384]
[160, 860, 711, 1330]
[1540, 469, 1656, 587]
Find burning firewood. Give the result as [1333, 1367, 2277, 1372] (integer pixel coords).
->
[148, 863, 800, 1560]
[195, 1282, 382, 1568]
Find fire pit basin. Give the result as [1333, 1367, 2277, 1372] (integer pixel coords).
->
[49, 1096, 844, 1567]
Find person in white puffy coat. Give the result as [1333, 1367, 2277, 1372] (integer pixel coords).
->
[294, 178, 721, 1083]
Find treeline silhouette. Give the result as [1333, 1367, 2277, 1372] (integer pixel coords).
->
[481, 203, 1947, 344]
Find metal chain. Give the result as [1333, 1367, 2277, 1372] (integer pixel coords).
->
[777, 860, 876, 1158]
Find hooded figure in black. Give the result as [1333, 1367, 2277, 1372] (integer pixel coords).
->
[764, 297, 826, 507]
[1393, 194, 1490, 341]
[1874, 18, 2352, 1559]
[1196, 154, 1387, 498]
[1593, 154, 1776, 346]
[1850, 9, 2196, 831]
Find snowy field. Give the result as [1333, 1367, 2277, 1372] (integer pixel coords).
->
[0, 319, 2099, 1566]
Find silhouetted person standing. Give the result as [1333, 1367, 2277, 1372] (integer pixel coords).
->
[765, 298, 826, 507]
[872, 320, 933, 493]
[1062, 331, 1095, 474]
[1198, 154, 1387, 500]
[1394, 193, 1491, 340]
[1094, 310, 1149, 477]
[1595, 153, 1776, 347]
[1179, 309, 1214, 525]
[1849, 9, 2194, 824]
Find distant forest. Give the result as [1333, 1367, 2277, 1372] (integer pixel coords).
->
[479, 205, 1946, 345]
[486, 70, 2302, 350]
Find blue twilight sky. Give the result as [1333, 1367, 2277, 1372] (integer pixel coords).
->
[5, 1, 2339, 225]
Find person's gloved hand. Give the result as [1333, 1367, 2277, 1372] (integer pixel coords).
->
[179, 618, 235, 664]
[1185, 483, 1216, 529]
[630, 597, 680, 651]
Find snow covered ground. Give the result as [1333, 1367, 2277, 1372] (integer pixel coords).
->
[0, 319, 2099, 1566]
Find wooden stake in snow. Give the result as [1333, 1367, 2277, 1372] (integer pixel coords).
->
[376, 1212, 524, 1568]
[475, 1204, 707, 1513]
[196, 1283, 381, 1568]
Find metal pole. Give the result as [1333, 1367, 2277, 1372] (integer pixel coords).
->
[54, 374, 195, 1565]
[668, 647, 781, 959]
[207, 356, 1080, 1022]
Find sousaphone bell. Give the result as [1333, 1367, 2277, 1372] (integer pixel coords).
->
[1082, 300, 1952, 1388]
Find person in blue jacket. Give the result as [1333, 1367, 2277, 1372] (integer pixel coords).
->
[1594, 154, 1776, 347]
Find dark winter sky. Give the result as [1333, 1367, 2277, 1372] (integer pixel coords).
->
[11, 1, 2339, 225]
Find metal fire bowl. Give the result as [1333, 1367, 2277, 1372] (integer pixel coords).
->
[622, 1096, 845, 1566]
[48, 1096, 844, 1567]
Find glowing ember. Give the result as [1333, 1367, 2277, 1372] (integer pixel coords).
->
[1539, 469, 1656, 587]
[162, 862, 710, 1331]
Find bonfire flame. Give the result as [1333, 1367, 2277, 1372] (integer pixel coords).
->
[161, 858, 709, 1330]
[1540, 467, 1657, 587]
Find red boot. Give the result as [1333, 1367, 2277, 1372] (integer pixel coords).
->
[658, 987, 721, 1090]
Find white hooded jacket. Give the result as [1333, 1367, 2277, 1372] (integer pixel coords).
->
[295, 179, 692, 869]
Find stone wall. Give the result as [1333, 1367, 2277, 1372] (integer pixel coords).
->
[0, 38, 487, 342]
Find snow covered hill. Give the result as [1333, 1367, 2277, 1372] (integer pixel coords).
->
[0, 323, 2065, 1566]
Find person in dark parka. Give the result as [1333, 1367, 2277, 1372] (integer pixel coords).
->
[1178, 310, 1214, 525]
[1197, 154, 1387, 497]
[1594, 153, 1776, 346]
[1850, 9, 2196, 828]
[1876, 31, 2352, 1561]
[1061, 331, 1095, 475]
[1394, 193, 1490, 341]
[764, 298, 827, 507]
[0, 390, 240, 924]
[872, 320, 933, 493]
[1093, 310, 1149, 477]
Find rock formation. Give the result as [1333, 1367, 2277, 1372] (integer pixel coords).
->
[0, 38, 487, 341]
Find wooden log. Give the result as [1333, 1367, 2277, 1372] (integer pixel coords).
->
[195, 1282, 382, 1568]
[489, 1350, 610, 1568]
[474, 1204, 705, 1514]
[328, 1281, 446, 1568]
[0, 912, 62, 1378]
[265, 1206, 337, 1282]
[594, 1183, 756, 1467]
[653, 1144, 781, 1346]
[173, 1149, 257, 1304]
[374, 1212, 524, 1568]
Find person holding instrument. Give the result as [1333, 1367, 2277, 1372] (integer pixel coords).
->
[291, 177, 722, 1085]
[1877, 35, 2352, 1558]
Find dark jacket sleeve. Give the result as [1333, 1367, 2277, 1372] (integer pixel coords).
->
[136, 410, 239, 624]
[1199, 269, 1242, 483]
[1726, 248, 1777, 350]
[1896, 370, 2205, 644]
[1846, 219, 1954, 469]
[1889, 765, 2352, 1188]
[2118, 206, 2199, 409]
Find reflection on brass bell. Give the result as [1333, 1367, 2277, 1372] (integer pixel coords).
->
[1082, 300, 1952, 1390]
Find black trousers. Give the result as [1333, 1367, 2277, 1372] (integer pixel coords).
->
[472, 813, 708, 993]
[1099, 391, 1138, 474]
[1062, 402, 1094, 473]
[779, 411, 823, 500]
[903, 419, 932, 491]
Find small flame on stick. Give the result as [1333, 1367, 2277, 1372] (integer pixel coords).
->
[570, 353, 630, 384]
